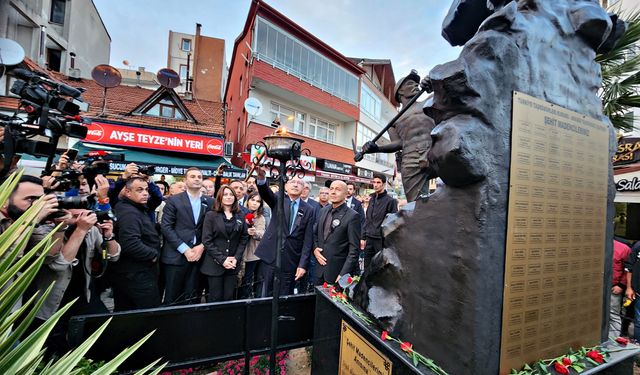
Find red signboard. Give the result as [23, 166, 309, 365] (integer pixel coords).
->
[84, 122, 224, 156]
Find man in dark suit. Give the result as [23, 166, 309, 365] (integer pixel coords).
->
[160, 167, 214, 304]
[254, 168, 315, 296]
[345, 182, 365, 231]
[313, 181, 361, 284]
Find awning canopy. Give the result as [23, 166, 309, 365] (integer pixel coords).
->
[73, 142, 225, 177]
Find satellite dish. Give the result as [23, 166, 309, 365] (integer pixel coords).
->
[157, 68, 180, 89]
[244, 97, 263, 117]
[91, 64, 122, 117]
[0, 38, 25, 66]
[92, 64, 122, 88]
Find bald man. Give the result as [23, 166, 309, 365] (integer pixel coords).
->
[313, 180, 361, 284]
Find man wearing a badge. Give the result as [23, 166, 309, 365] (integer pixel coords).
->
[313, 180, 361, 284]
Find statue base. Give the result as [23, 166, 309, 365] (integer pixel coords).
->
[311, 287, 640, 375]
[312, 287, 434, 375]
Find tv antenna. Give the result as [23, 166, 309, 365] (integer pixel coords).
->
[156, 68, 180, 89]
[91, 64, 122, 117]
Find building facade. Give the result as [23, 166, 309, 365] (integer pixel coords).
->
[167, 26, 228, 102]
[225, 0, 397, 193]
[0, 0, 110, 81]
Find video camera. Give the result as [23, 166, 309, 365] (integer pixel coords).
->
[0, 68, 91, 178]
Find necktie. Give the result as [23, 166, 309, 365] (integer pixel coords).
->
[289, 200, 297, 233]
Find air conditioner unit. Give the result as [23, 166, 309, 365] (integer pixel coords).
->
[68, 68, 81, 79]
[224, 142, 233, 157]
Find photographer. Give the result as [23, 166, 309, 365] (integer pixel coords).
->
[25, 208, 120, 355]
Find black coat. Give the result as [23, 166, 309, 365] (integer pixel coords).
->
[113, 198, 160, 273]
[254, 182, 315, 273]
[160, 192, 214, 266]
[363, 190, 397, 239]
[346, 197, 365, 237]
[313, 203, 361, 283]
[200, 210, 249, 277]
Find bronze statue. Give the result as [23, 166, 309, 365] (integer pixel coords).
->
[360, 70, 436, 202]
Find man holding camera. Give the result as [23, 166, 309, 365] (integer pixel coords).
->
[110, 177, 162, 311]
[110, 163, 163, 219]
[161, 167, 213, 305]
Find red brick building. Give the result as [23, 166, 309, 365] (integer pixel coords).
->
[225, 0, 376, 189]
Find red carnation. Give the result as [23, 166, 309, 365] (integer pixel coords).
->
[586, 350, 604, 363]
[616, 337, 629, 346]
[347, 276, 354, 284]
[554, 362, 569, 375]
[400, 341, 413, 353]
[323, 282, 329, 289]
[561, 357, 572, 365]
[381, 331, 389, 341]
[244, 213, 255, 226]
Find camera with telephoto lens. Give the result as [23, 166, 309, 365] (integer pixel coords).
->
[138, 165, 155, 176]
[95, 209, 117, 223]
[56, 194, 96, 210]
[50, 168, 82, 192]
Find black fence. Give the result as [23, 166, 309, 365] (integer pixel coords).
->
[68, 294, 316, 373]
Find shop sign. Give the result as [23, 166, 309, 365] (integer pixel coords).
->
[616, 177, 640, 192]
[222, 168, 247, 179]
[250, 145, 316, 172]
[357, 168, 374, 179]
[614, 137, 640, 165]
[85, 122, 224, 156]
[319, 159, 353, 174]
[109, 162, 220, 177]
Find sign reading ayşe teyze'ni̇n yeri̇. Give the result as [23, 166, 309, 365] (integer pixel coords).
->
[500, 92, 609, 374]
[339, 320, 392, 375]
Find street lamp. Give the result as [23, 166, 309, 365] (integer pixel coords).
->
[256, 126, 307, 374]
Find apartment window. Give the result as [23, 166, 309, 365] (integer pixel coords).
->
[308, 117, 336, 143]
[254, 17, 359, 105]
[270, 102, 305, 133]
[46, 48, 62, 72]
[50, 0, 66, 24]
[179, 65, 188, 79]
[181, 38, 192, 51]
[145, 95, 185, 120]
[361, 84, 381, 121]
[357, 124, 392, 165]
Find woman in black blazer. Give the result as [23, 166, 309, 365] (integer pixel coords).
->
[201, 185, 249, 302]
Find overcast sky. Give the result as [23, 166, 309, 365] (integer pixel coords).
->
[93, 0, 462, 81]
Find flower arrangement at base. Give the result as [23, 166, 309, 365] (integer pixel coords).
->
[510, 345, 619, 374]
[322, 281, 450, 375]
[221, 351, 289, 375]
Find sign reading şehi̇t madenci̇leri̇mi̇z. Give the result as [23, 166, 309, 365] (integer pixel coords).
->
[83, 122, 224, 156]
[339, 320, 391, 375]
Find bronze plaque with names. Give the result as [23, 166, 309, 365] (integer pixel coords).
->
[339, 320, 392, 375]
[500, 92, 609, 374]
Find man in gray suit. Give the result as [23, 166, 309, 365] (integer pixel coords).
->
[313, 180, 361, 285]
[161, 167, 214, 304]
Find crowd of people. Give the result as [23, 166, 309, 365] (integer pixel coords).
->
[3, 155, 399, 354]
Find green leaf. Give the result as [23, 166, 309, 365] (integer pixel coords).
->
[91, 330, 157, 375]
[586, 358, 600, 366]
[412, 352, 418, 367]
[524, 363, 532, 370]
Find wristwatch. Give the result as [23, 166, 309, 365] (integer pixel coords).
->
[103, 234, 115, 241]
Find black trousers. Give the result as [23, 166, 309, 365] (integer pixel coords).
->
[364, 237, 384, 271]
[110, 268, 161, 312]
[162, 262, 200, 305]
[207, 273, 237, 302]
[260, 263, 296, 297]
[241, 260, 262, 299]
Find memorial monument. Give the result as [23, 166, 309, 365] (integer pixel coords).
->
[315, 0, 629, 374]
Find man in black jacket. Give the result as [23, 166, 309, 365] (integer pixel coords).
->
[313, 180, 361, 284]
[363, 173, 397, 269]
[161, 167, 213, 305]
[111, 177, 161, 311]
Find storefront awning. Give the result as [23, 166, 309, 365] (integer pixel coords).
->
[73, 142, 225, 177]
